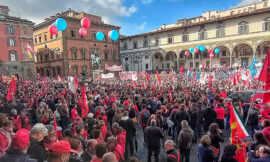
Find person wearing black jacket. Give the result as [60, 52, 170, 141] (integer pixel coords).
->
[247, 102, 260, 139]
[144, 119, 164, 162]
[27, 123, 48, 162]
[175, 105, 190, 135]
[119, 111, 136, 160]
[203, 105, 217, 132]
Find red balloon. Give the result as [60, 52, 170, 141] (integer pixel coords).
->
[49, 25, 58, 35]
[185, 51, 189, 56]
[208, 49, 213, 54]
[209, 53, 214, 58]
[81, 17, 90, 29]
[79, 28, 87, 36]
[195, 48, 199, 53]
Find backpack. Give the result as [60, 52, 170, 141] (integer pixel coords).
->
[168, 151, 180, 162]
[141, 110, 149, 124]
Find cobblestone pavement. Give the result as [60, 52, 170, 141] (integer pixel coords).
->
[133, 125, 230, 162]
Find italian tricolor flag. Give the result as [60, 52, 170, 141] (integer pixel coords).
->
[230, 103, 249, 162]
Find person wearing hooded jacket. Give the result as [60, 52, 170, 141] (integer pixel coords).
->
[178, 120, 194, 162]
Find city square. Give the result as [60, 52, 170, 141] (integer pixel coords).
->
[0, 0, 270, 162]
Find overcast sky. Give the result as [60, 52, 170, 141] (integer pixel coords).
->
[0, 0, 260, 35]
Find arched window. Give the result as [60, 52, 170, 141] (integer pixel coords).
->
[122, 42, 128, 50]
[143, 39, 148, 48]
[263, 17, 270, 31]
[238, 21, 249, 34]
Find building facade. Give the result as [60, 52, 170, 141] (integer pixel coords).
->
[120, 0, 270, 72]
[0, 5, 35, 79]
[34, 9, 120, 78]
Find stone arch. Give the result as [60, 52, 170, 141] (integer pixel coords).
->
[165, 51, 177, 70]
[214, 46, 230, 66]
[232, 43, 253, 67]
[255, 40, 270, 62]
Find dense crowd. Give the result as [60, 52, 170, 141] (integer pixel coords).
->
[0, 74, 269, 162]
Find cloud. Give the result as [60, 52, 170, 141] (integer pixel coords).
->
[142, 0, 155, 4]
[0, 0, 137, 24]
[234, 0, 260, 7]
[136, 22, 146, 31]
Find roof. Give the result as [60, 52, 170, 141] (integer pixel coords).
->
[121, 7, 270, 39]
[0, 14, 35, 26]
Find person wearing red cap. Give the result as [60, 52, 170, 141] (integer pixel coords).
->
[47, 140, 77, 162]
[0, 129, 37, 162]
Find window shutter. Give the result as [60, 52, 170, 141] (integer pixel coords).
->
[6, 26, 9, 34]
[15, 54, 18, 61]
[262, 22, 266, 31]
[205, 32, 208, 39]
[8, 53, 11, 61]
[7, 38, 9, 46]
[246, 25, 249, 33]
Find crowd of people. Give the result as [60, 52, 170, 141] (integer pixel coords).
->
[0, 72, 269, 162]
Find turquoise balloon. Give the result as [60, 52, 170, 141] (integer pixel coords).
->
[110, 30, 119, 41]
[55, 18, 67, 31]
[197, 45, 201, 49]
[215, 48, 220, 54]
[189, 48, 195, 53]
[200, 46, 205, 52]
[96, 32, 104, 41]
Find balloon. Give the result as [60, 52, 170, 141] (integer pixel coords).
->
[195, 48, 199, 53]
[79, 28, 87, 36]
[96, 31, 104, 41]
[209, 53, 214, 58]
[81, 17, 91, 29]
[55, 18, 67, 31]
[200, 46, 205, 52]
[215, 48, 220, 54]
[197, 45, 202, 49]
[189, 48, 195, 53]
[208, 49, 213, 54]
[109, 30, 119, 41]
[185, 51, 189, 56]
[49, 25, 58, 35]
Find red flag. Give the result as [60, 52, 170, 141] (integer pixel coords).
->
[208, 84, 214, 93]
[179, 66, 183, 73]
[6, 78, 15, 101]
[193, 73, 196, 84]
[133, 81, 137, 88]
[43, 76, 47, 89]
[156, 71, 161, 85]
[54, 117, 58, 138]
[25, 79, 31, 84]
[259, 51, 270, 104]
[74, 75, 79, 88]
[146, 72, 150, 81]
[168, 89, 173, 104]
[233, 75, 236, 85]
[81, 84, 88, 119]
[152, 85, 157, 90]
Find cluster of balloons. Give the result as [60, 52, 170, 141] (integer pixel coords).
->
[49, 18, 67, 35]
[208, 48, 220, 58]
[95, 30, 119, 41]
[79, 17, 91, 37]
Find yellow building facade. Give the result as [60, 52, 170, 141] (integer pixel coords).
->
[120, 0, 270, 72]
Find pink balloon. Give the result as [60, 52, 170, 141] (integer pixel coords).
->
[208, 49, 213, 54]
[79, 28, 87, 36]
[209, 53, 214, 58]
[185, 51, 189, 56]
[81, 17, 90, 29]
[49, 25, 58, 35]
[195, 48, 199, 53]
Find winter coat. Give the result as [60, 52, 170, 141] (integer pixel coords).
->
[27, 137, 46, 162]
[178, 127, 194, 150]
[197, 144, 215, 162]
[262, 127, 270, 145]
[119, 116, 136, 138]
[175, 109, 190, 129]
[144, 125, 164, 148]
[247, 108, 259, 126]
[0, 149, 37, 162]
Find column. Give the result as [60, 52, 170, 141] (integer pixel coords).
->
[229, 48, 233, 68]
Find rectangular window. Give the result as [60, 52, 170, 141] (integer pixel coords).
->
[168, 37, 173, 44]
[222, 50, 226, 56]
[81, 49, 86, 59]
[145, 64, 149, 69]
[199, 31, 207, 40]
[265, 22, 270, 31]
[35, 37, 37, 44]
[125, 57, 128, 61]
[72, 50, 77, 59]
[182, 35, 189, 42]
[39, 35, 42, 43]
[6, 26, 15, 34]
[216, 28, 225, 38]
[196, 62, 199, 68]
[7, 38, 16, 46]
[51, 53, 54, 61]
[10, 54, 16, 61]
[92, 33, 96, 40]
[104, 52, 108, 60]
[44, 34, 47, 41]
[190, 62, 193, 68]
[50, 34, 53, 40]
[155, 39, 159, 46]
[167, 63, 170, 68]
[145, 55, 149, 59]
[155, 55, 159, 59]
[104, 35, 107, 41]
[71, 30, 75, 38]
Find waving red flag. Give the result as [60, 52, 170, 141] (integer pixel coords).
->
[146, 72, 150, 81]
[74, 75, 79, 88]
[6, 77, 16, 101]
[43, 76, 47, 89]
[168, 89, 173, 104]
[81, 84, 88, 119]
[156, 70, 161, 85]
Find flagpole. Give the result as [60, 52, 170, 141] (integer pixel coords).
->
[245, 51, 269, 125]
